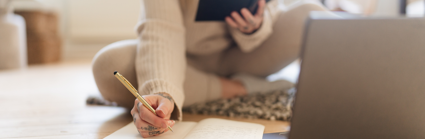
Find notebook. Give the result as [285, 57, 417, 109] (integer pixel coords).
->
[104, 118, 265, 139]
[195, 0, 271, 21]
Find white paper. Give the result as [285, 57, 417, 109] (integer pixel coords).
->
[104, 122, 197, 139]
[184, 118, 265, 139]
[104, 118, 264, 139]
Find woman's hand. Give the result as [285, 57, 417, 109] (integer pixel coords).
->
[225, 0, 266, 34]
[130, 92, 176, 138]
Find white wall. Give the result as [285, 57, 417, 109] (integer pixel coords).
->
[68, 0, 140, 42]
[15, 0, 141, 42]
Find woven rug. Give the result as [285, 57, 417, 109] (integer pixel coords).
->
[183, 88, 295, 121]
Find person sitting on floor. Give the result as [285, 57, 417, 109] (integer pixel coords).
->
[92, 0, 327, 138]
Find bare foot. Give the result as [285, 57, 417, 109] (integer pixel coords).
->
[220, 77, 248, 99]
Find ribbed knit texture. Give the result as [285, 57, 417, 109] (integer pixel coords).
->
[135, 0, 280, 121]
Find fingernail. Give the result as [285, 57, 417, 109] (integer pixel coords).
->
[168, 120, 173, 125]
[159, 110, 165, 116]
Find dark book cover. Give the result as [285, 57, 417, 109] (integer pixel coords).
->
[195, 0, 271, 21]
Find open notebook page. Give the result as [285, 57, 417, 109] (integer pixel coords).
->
[104, 122, 197, 139]
[184, 118, 265, 139]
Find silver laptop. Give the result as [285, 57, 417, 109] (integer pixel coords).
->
[272, 12, 425, 139]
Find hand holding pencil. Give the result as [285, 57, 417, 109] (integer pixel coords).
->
[114, 71, 175, 138]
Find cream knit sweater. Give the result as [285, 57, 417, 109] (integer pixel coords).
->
[135, 0, 280, 120]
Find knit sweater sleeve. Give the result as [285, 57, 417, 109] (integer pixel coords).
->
[135, 0, 186, 121]
[229, 0, 280, 53]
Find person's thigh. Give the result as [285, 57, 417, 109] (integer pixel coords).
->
[220, 3, 327, 77]
[92, 40, 139, 108]
[92, 40, 222, 108]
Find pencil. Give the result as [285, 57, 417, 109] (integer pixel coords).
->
[114, 71, 174, 132]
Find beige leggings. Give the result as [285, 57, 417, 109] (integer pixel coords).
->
[92, 3, 326, 108]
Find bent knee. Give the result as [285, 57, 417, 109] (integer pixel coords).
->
[92, 40, 138, 71]
[92, 40, 138, 77]
[92, 39, 138, 108]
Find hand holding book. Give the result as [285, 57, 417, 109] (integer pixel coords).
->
[225, 0, 266, 34]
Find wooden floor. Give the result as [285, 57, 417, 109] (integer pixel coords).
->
[0, 60, 290, 139]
